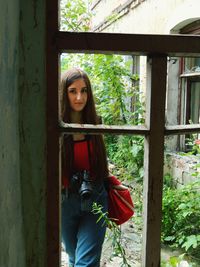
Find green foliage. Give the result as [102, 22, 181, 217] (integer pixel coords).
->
[161, 254, 188, 267]
[108, 135, 144, 181]
[60, 0, 91, 31]
[92, 202, 132, 267]
[185, 133, 200, 155]
[162, 178, 200, 258]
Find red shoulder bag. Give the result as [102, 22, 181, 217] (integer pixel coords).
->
[108, 187, 134, 225]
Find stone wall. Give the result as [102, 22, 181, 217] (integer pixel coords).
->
[164, 153, 200, 187]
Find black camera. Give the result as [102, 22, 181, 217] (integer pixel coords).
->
[79, 170, 93, 199]
[70, 172, 82, 192]
[70, 170, 93, 199]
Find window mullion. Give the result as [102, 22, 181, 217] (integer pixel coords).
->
[46, 1, 61, 267]
[142, 55, 167, 266]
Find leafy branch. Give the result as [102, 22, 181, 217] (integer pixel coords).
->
[92, 202, 132, 267]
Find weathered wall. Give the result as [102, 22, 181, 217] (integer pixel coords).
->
[0, 1, 26, 267]
[164, 153, 200, 187]
[19, 0, 46, 266]
[91, 0, 200, 34]
[0, 1, 46, 267]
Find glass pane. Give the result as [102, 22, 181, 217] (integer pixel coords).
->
[166, 56, 200, 125]
[183, 57, 200, 73]
[190, 82, 200, 124]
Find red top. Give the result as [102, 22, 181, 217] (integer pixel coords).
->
[62, 139, 121, 188]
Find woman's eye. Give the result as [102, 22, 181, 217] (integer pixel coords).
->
[68, 88, 76, 94]
[81, 88, 88, 93]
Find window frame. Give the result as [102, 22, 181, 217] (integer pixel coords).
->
[180, 58, 200, 125]
[46, 2, 200, 266]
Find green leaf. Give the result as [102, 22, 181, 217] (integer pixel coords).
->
[182, 235, 197, 251]
[178, 203, 187, 209]
[169, 256, 179, 266]
[164, 236, 176, 241]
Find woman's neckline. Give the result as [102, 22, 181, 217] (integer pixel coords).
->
[73, 138, 87, 143]
[73, 134, 86, 142]
[73, 135, 90, 142]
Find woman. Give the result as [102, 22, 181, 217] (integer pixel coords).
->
[60, 68, 124, 267]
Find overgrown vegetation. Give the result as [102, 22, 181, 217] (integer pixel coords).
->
[162, 174, 200, 262]
[92, 202, 132, 267]
[60, 0, 91, 31]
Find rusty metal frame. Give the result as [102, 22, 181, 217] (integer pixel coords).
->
[46, 1, 200, 266]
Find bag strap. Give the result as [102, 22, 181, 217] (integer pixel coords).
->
[113, 189, 134, 212]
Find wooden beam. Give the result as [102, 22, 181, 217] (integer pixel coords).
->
[59, 122, 149, 135]
[142, 55, 167, 267]
[165, 124, 200, 135]
[46, 0, 61, 267]
[56, 31, 200, 57]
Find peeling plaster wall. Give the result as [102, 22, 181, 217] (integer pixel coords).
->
[91, 0, 200, 34]
[0, 1, 46, 267]
[19, 1, 46, 267]
[0, 1, 26, 267]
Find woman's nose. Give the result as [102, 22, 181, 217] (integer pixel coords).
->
[76, 92, 81, 100]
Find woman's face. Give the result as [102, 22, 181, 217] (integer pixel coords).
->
[67, 78, 88, 112]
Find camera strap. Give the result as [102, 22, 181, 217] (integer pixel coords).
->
[86, 135, 92, 172]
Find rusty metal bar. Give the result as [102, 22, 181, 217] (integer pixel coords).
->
[56, 31, 200, 57]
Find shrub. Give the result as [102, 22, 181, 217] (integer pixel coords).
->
[162, 178, 200, 258]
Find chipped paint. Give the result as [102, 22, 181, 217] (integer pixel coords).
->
[19, 0, 46, 266]
[0, 1, 26, 267]
[0, 1, 46, 267]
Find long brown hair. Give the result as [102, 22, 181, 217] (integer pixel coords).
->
[60, 68, 109, 182]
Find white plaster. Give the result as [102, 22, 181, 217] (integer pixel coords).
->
[165, 0, 200, 33]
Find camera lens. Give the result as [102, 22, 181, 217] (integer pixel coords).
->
[79, 181, 92, 199]
[79, 170, 93, 199]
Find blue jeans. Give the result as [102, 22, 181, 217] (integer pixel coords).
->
[61, 184, 108, 267]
